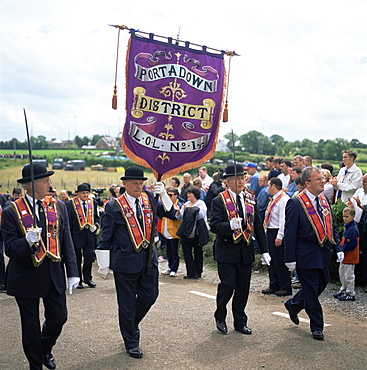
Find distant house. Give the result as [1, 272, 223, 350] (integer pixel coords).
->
[95, 136, 118, 150]
[216, 139, 230, 152]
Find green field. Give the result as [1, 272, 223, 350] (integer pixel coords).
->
[0, 165, 158, 196]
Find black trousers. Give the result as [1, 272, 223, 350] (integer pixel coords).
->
[74, 246, 94, 282]
[166, 238, 180, 272]
[0, 232, 6, 286]
[286, 267, 329, 332]
[15, 281, 67, 370]
[215, 260, 252, 327]
[358, 224, 367, 286]
[113, 264, 158, 350]
[181, 238, 203, 277]
[267, 228, 292, 291]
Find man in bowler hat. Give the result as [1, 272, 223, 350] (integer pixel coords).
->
[98, 166, 174, 358]
[1, 163, 79, 369]
[66, 183, 100, 289]
[210, 164, 271, 335]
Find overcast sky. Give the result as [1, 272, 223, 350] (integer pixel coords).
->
[1, 0, 366, 145]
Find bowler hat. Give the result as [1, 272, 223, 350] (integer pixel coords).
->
[75, 183, 91, 193]
[120, 166, 147, 181]
[223, 164, 245, 179]
[17, 163, 54, 184]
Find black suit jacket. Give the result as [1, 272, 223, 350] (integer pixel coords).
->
[98, 191, 174, 274]
[66, 198, 100, 249]
[2, 199, 78, 298]
[210, 194, 268, 264]
[284, 196, 342, 269]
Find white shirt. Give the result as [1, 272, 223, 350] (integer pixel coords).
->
[200, 175, 213, 191]
[177, 199, 209, 229]
[277, 173, 290, 189]
[353, 188, 367, 206]
[25, 193, 42, 219]
[334, 163, 363, 202]
[125, 193, 142, 215]
[267, 190, 289, 240]
[228, 188, 246, 220]
[322, 182, 334, 203]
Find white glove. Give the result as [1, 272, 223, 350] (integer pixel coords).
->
[68, 277, 80, 294]
[230, 218, 242, 230]
[261, 252, 271, 265]
[285, 262, 296, 271]
[154, 182, 173, 211]
[26, 228, 42, 245]
[98, 267, 111, 280]
[336, 251, 344, 263]
[89, 224, 98, 233]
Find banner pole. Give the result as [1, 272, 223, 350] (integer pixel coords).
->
[108, 24, 239, 56]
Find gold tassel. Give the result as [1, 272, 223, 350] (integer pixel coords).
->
[111, 28, 121, 110]
[223, 53, 233, 122]
[223, 101, 228, 122]
[112, 85, 117, 110]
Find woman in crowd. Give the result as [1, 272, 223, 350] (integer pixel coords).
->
[176, 186, 209, 279]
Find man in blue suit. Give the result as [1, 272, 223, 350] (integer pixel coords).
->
[98, 167, 174, 358]
[283, 166, 343, 340]
[2, 163, 79, 369]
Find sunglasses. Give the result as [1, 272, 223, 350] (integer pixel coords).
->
[168, 193, 175, 197]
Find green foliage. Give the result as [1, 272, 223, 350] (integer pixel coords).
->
[332, 199, 347, 238]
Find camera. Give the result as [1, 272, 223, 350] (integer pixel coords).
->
[91, 188, 106, 207]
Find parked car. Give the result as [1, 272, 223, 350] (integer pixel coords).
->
[52, 158, 65, 169]
[32, 159, 48, 167]
[64, 160, 86, 171]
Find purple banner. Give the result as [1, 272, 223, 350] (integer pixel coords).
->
[122, 31, 225, 180]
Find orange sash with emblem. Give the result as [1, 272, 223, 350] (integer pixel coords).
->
[263, 192, 286, 229]
[296, 192, 335, 246]
[115, 192, 153, 252]
[11, 196, 61, 266]
[71, 197, 94, 229]
[219, 189, 255, 245]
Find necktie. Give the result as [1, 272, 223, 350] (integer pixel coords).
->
[135, 198, 144, 230]
[82, 201, 87, 216]
[36, 200, 47, 242]
[315, 196, 324, 220]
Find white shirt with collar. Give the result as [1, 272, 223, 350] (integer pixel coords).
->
[334, 163, 363, 202]
[25, 193, 42, 219]
[267, 190, 289, 240]
[353, 187, 367, 206]
[125, 193, 141, 215]
[228, 188, 246, 220]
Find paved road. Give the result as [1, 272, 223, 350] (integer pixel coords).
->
[1, 262, 367, 370]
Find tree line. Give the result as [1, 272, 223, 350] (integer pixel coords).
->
[224, 130, 367, 161]
[1, 130, 367, 162]
[0, 135, 106, 150]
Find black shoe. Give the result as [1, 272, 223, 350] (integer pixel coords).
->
[216, 320, 228, 334]
[312, 330, 324, 340]
[0, 284, 6, 291]
[183, 275, 198, 279]
[234, 325, 252, 335]
[76, 283, 84, 289]
[262, 288, 278, 295]
[333, 292, 343, 299]
[43, 353, 56, 369]
[126, 347, 143, 358]
[275, 289, 292, 297]
[84, 280, 96, 288]
[284, 301, 299, 325]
